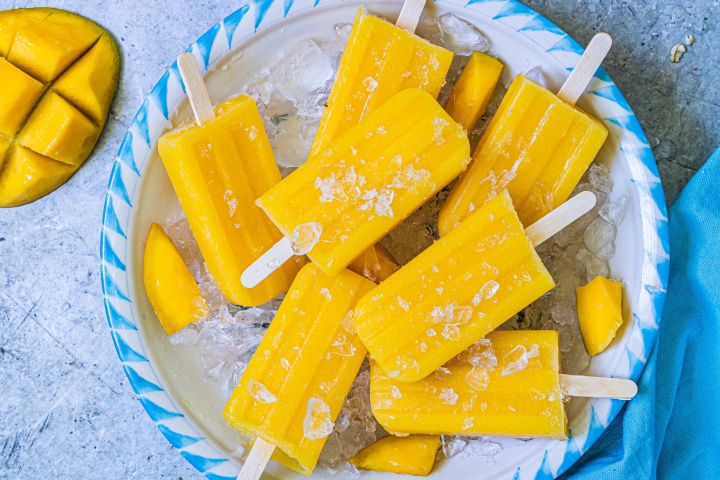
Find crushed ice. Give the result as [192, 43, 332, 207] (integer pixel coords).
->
[304, 397, 335, 440]
[290, 221, 323, 255]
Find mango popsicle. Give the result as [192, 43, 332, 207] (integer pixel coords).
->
[369, 329, 637, 437]
[354, 190, 595, 383]
[370, 330, 567, 438]
[310, 8, 453, 156]
[438, 34, 611, 234]
[158, 54, 302, 307]
[248, 88, 470, 282]
[224, 263, 375, 475]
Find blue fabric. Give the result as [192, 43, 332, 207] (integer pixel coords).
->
[562, 150, 720, 479]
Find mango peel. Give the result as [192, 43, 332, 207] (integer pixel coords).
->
[0, 8, 120, 207]
[576, 276, 624, 355]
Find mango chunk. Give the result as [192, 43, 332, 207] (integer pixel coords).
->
[17, 92, 99, 166]
[0, 146, 75, 207]
[143, 224, 208, 335]
[349, 243, 399, 283]
[350, 435, 441, 476]
[0, 8, 119, 207]
[7, 9, 102, 82]
[0, 58, 44, 136]
[0, 8, 51, 57]
[53, 35, 120, 122]
[0, 138, 10, 170]
[445, 52, 503, 132]
[576, 276, 624, 355]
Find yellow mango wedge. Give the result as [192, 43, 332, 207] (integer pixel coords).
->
[143, 224, 208, 335]
[0, 8, 119, 207]
[348, 243, 399, 283]
[350, 435, 441, 476]
[445, 52, 503, 132]
[576, 276, 624, 355]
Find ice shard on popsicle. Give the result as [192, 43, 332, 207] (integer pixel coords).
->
[310, 8, 453, 156]
[223, 263, 375, 474]
[256, 88, 470, 278]
[158, 94, 302, 306]
[438, 74, 608, 234]
[354, 190, 555, 383]
[369, 330, 568, 438]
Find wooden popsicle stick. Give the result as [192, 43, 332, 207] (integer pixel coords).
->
[395, 0, 427, 32]
[525, 191, 596, 247]
[177, 52, 216, 125]
[560, 374, 638, 401]
[241, 237, 295, 288]
[237, 437, 276, 480]
[556, 33, 612, 106]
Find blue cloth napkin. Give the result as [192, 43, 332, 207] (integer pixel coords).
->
[562, 150, 720, 479]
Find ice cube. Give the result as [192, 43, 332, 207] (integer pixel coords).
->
[270, 39, 334, 110]
[334, 22, 353, 49]
[583, 218, 616, 256]
[271, 111, 319, 168]
[436, 13, 491, 55]
[600, 195, 629, 225]
[588, 164, 613, 193]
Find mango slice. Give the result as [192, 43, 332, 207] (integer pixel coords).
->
[0, 58, 44, 136]
[0, 7, 119, 207]
[576, 276, 624, 355]
[445, 52, 503, 132]
[349, 435, 441, 476]
[349, 243, 399, 283]
[143, 224, 208, 335]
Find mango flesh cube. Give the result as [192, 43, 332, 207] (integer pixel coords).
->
[445, 52, 503, 132]
[158, 94, 303, 307]
[0, 8, 119, 207]
[223, 264, 375, 474]
[438, 75, 608, 234]
[349, 243, 399, 282]
[7, 10, 102, 82]
[354, 191, 555, 383]
[0, 8, 51, 57]
[53, 35, 120, 122]
[143, 224, 208, 335]
[258, 88, 470, 278]
[350, 435, 440, 476]
[576, 276, 624, 355]
[0, 58, 44, 136]
[370, 330, 567, 439]
[0, 146, 74, 207]
[310, 9, 454, 156]
[17, 92, 99, 166]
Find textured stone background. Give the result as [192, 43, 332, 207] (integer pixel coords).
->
[0, 0, 717, 478]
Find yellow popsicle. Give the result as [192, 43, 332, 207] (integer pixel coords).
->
[354, 191, 555, 382]
[438, 74, 608, 234]
[370, 330, 567, 438]
[158, 94, 302, 306]
[257, 88, 470, 278]
[223, 263, 375, 474]
[310, 8, 453, 156]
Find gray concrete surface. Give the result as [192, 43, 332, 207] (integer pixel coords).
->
[0, 0, 718, 478]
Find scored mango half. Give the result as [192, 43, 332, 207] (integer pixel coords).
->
[0, 8, 120, 207]
[349, 435, 441, 476]
[576, 276, 625, 355]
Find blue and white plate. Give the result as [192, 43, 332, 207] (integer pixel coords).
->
[100, 0, 669, 478]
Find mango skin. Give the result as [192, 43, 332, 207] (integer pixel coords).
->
[576, 276, 624, 355]
[0, 8, 120, 207]
[143, 224, 208, 335]
[350, 435, 441, 476]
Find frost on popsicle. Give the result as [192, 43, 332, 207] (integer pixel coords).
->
[290, 221, 323, 255]
[304, 397, 335, 440]
[248, 379, 278, 404]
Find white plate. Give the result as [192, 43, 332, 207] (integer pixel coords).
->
[100, 0, 669, 478]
